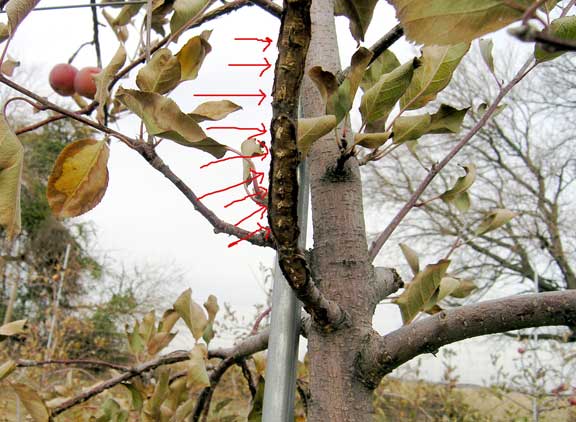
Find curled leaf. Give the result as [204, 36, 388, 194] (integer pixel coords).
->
[136, 48, 181, 94]
[440, 164, 476, 213]
[47, 139, 110, 219]
[297, 115, 337, 157]
[95, 45, 127, 123]
[399, 243, 419, 276]
[177, 31, 212, 81]
[173, 289, 208, 341]
[0, 115, 23, 240]
[475, 208, 518, 236]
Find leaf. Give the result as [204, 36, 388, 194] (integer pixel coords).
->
[116, 88, 226, 158]
[399, 243, 419, 276]
[450, 279, 478, 298]
[388, 0, 530, 45]
[535, 16, 576, 62]
[123, 383, 144, 411]
[126, 321, 145, 355]
[440, 164, 476, 211]
[173, 288, 208, 341]
[96, 45, 127, 123]
[360, 59, 416, 126]
[247, 377, 265, 422]
[1, 58, 20, 76]
[392, 114, 431, 144]
[240, 138, 264, 185]
[11, 383, 50, 422]
[334, 0, 378, 42]
[428, 104, 469, 134]
[147, 332, 176, 355]
[6, 0, 40, 33]
[353, 131, 391, 149]
[136, 48, 181, 94]
[203, 295, 219, 323]
[400, 43, 469, 110]
[0, 360, 16, 381]
[188, 100, 242, 122]
[0, 319, 26, 336]
[0, 23, 10, 43]
[202, 323, 214, 345]
[395, 259, 450, 324]
[297, 115, 338, 157]
[187, 344, 210, 388]
[0, 115, 23, 240]
[429, 276, 461, 307]
[479, 38, 495, 73]
[176, 31, 212, 81]
[112, 3, 142, 26]
[170, 0, 211, 37]
[171, 398, 196, 422]
[158, 309, 180, 333]
[475, 208, 518, 236]
[308, 67, 338, 106]
[346, 47, 374, 103]
[144, 369, 170, 419]
[47, 139, 110, 219]
[361, 50, 401, 92]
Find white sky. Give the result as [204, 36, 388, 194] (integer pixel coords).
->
[3, 0, 567, 388]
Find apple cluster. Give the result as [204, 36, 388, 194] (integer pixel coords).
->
[49, 63, 101, 99]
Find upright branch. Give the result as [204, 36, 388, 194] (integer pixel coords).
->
[268, 0, 345, 328]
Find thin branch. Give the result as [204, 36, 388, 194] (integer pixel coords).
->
[239, 359, 257, 398]
[368, 58, 536, 262]
[90, 0, 102, 69]
[16, 358, 129, 372]
[510, 24, 576, 52]
[134, 142, 274, 248]
[191, 356, 236, 422]
[268, 0, 345, 328]
[247, 0, 282, 17]
[360, 290, 576, 385]
[250, 306, 271, 335]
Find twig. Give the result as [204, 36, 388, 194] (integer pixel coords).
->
[367, 58, 536, 262]
[250, 307, 271, 335]
[134, 142, 274, 248]
[191, 357, 236, 422]
[510, 24, 576, 52]
[16, 358, 129, 372]
[248, 0, 282, 17]
[90, 0, 102, 68]
[239, 359, 257, 398]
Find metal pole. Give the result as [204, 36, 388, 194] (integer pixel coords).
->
[532, 270, 539, 422]
[262, 161, 309, 422]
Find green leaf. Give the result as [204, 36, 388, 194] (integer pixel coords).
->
[173, 289, 208, 341]
[360, 59, 416, 126]
[479, 38, 495, 73]
[247, 377, 265, 422]
[388, 0, 531, 45]
[126, 321, 145, 355]
[203, 294, 219, 323]
[334, 0, 378, 42]
[392, 114, 431, 144]
[6, 0, 40, 33]
[0, 360, 16, 381]
[346, 47, 374, 103]
[96, 45, 127, 123]
[395, 259, 451, 324]
[95, 398, 129, 422]
[144, 369, 170, 419]
[361, 50, 401, 92]
[11, 383, 50, 422]
[297, 115, 338, 157]
[188, 100, 242, 122]
[170, 0, 211, 37]
[176, 31, 212, 81]
[450, 278, 478, 298]
[187, 344, 210, 388]
[428, 104, 469, 134]
[353, 131, 391, 149]
[535, 16, 576, 62]
[0, 115, 23, 240]
[136, 48, 181, 94]
[475, 208, 518, 236]
[123, 383, 144, 411]
[400, 43, 469, 110]
[399, 243, 420, 276]
[111, 3, 142, 26]
[116, 88, 226, 158]
[440, 164, 476, 212]
[46, 139, 110, 219]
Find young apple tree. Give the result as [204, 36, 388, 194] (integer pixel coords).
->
[1, 0, 576, 421]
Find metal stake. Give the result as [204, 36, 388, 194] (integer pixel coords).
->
[262, 162, 309, 422]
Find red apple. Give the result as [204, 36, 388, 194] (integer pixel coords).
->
[568, 397, 576, 406]
[74, 67, 101, 99]
[49, 63, 78, 96]
[517, 347, 526, 354]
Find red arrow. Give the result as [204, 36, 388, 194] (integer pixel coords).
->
[207, 122, 267, 139]
[198, 169, 265, 201]
[234, 37, 273, 52]
[228, 223, 271, 248]
[194, 89, 267, 106]
[228, 57, 272, 77]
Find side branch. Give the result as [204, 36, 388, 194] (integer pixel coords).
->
[360, 291, 576, 385]
[135, 143, 273, 248]
[268, 0, 345, 328]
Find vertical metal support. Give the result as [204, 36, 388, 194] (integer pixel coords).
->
[532, 271, 539, 422]
[262, 162, 309, 422]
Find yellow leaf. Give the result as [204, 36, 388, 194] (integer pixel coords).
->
[0, 116, 23, 240]
[47, 139, 109, 218]
[11, 383, 50, 422]
[176, 30, 212, 81]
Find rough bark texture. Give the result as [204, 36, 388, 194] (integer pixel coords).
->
[301, 0, 382, 420]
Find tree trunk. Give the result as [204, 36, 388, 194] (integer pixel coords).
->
[302, 1, 380, 420]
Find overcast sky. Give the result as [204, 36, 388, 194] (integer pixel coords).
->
[2, 0, 563, 387]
